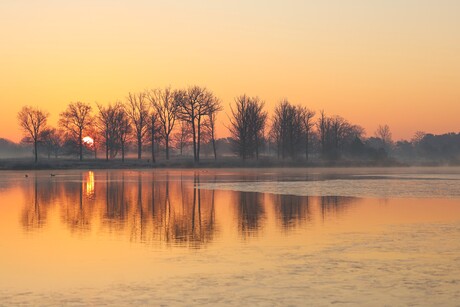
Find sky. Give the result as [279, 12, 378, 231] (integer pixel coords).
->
[1, 0, 459, 142]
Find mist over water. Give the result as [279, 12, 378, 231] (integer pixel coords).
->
[0, 168, 459, 305]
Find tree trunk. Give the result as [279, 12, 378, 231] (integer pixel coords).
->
[281, 139, 286, 160]
[305, 131, 309, 162]
[151, 135, 155, 163]
[196, 118, 201, 163]
[255, 134, 259, 160]
[34, 140, 38, 163]
[165, 135, 169, 160]
[137, 134, 142, 159]
[210, 126, 217, 160]
[79, 130, 83, 161]
[277, 142, 280, 160]
[151, 123, 156, 163]
[191, 121, 197, 162]
[121, 142, 125, 162]
[106, 137, 109, 161]
[212, 137, 217, 160]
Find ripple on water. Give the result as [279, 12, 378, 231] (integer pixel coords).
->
[199, 176, 460, 198]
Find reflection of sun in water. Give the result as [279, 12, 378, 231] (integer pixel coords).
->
[83, 136, 94, 146]
[85, 171, 95, 198]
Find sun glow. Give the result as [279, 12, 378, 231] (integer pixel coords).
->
[83, 136, 94, 146]
[85, 171, 95, 198]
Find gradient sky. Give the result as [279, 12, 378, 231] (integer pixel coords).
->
[1, 0, 459, 142]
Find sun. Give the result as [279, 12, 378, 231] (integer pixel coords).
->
[82, 136, 94, 146]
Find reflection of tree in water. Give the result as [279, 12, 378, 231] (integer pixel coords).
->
[60, 173, 96, 233]
[319, 196, 358, 219]
[174, 174, 215, 247]
[101, 172, 217, 248]
[272, 194, 311, 230]
[163, 174, 216, 248]
[236, 192, 265, 238]
[21, 177, 47, 230]
[19, 171, 219, 247]
[103, 172, 129, 232]
[18, 171, 368, 248]
[21, 173, 97, 232]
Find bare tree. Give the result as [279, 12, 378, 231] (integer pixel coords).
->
[173, 121, 192, 156]
[200, 117, 214, 157]
[17, 106, 49, 162]
[229, 95, 251, 160]
[298, 106, 315, 161]
[249, 97, 267, 160]
[147, 87, 179, 160]
[207, 110, 218, 160]
[331, 116, 348, 151]
[126, 92, 149, 159]
[85, 124, 99, 159]
[40, 128, 62, 159]
[315, 110, 364, 159]
[206, 97, 223, 160]
[116, 105, 132, 162]
[411, 130, 426, 145]
[271, 100, 303, 159]
[176, 86, 221, 162]
[317, 110, 331, 157]
[97, 103, 119, 161]
[229, 95, 267, 160]
[375, 124, 393, 150]
[147, 109, 160, 163]
[59, 102, 93, 161]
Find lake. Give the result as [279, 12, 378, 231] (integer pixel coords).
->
[1, 168, 459, 306]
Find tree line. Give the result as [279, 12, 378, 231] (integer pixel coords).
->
[18, 86, 222, 163]
[17, 85, 446, 164]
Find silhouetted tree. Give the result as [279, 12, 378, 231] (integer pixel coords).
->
[299, 107, 315, 161]
[205, 98, 223, 160]
[176, 86, 221, 162]
[39, 128, 62, 159]
[173, 121, 192, 156]
[59, 102, 92, 161]
[316, 110, 364, 159]
[375, 124, 393, 151]
[147, 109, 160, 163]
[229, 95, 267, 160]
[97, 102, 120, 160]
[116, 105, 132, 162]
[271, 100, 303, 159]
[412, 131, 426, 145]
[85, 123, 99, 159]
[415, 132, 460, 162]
[147, 87, 179, 160]
[317, 110, 330, 157]
[126, 92, 149, 159]
[17, 106, 49, 162]
[207, 110, 218, 160]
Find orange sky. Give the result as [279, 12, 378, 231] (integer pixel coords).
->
[1, 0, 459, 142]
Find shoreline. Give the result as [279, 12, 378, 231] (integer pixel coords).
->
[0, 157, 442, 171]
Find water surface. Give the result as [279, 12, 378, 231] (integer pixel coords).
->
[0, 168, 459, 306]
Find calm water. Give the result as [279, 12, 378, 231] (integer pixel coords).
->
[1, 168, 460, 306]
